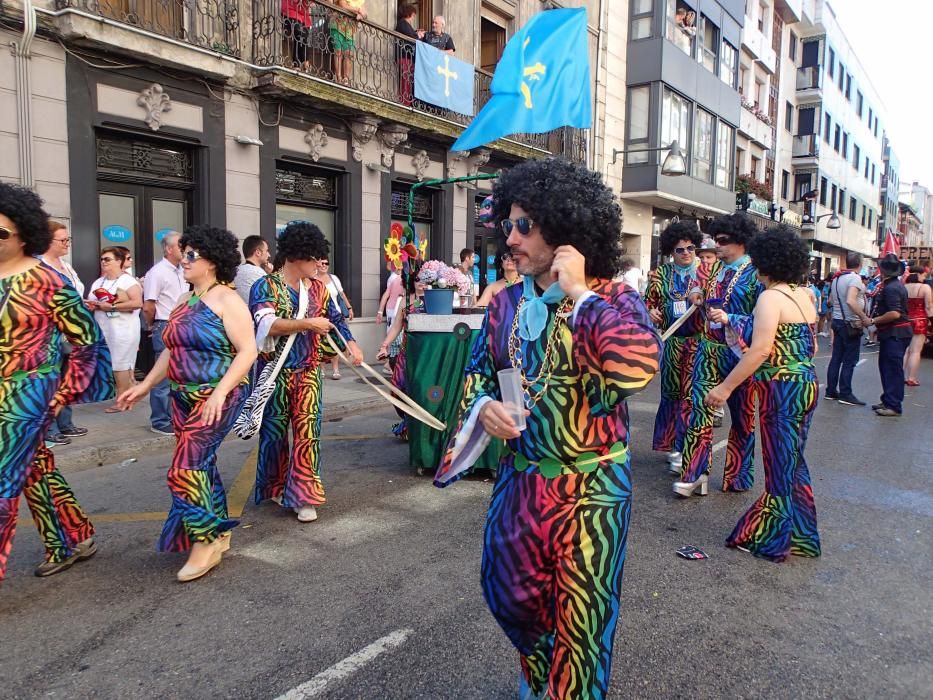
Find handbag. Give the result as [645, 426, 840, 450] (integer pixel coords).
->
[844, 320, 863, 338]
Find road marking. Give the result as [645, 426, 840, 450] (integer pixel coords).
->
[712, 439, 728, 454]
[274, 628, 414, 700]
[227, 446, 258, 517]
[856, 358, 867, 367]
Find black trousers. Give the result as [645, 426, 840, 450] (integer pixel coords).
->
[878, 335, 910, 413]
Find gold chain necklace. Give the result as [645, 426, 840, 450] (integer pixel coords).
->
[707, 259, 751, 307]
[507, 296, 574, 409]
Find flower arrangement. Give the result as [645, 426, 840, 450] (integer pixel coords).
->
[417, 260, 473, 296]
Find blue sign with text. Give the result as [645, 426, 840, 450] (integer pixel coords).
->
[102, 225, 132, 243]
[154, 228, 175, 242]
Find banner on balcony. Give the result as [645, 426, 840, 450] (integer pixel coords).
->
[415, 43, 475, 116]
[450, 7, 591, 152]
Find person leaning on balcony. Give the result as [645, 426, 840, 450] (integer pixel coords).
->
[330, 0, 367, 85]
[281, 0, 312, 71]
[395, 4, 423, 106]
[421, 15, 455, 54]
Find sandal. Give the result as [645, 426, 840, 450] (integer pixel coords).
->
[331, 371, 341, 380]
[905, 379, 920, 386]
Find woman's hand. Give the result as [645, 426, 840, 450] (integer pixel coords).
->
[376, 344, 389, 361]
[200, 389, 227, 427]
[116, 385, 149, 411]
[704, 383, 731, 409]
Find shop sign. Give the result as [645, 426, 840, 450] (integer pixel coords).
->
[102, 225, 132, 243]
[781, 210, 802, 227]
[747, 199, 771, 216]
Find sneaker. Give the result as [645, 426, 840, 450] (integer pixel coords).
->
[874, 407, 901, 417]
[73, 537, 98, 561]
[150, 426, 174, 437]
[295, 506, 318, 523]
[34, 552, 79, 577]
[46, 433, 71, 446]
[837, 394, 866, 406]
[331, 371, 341, 380]
[60, 426, 89, 437]
[824, 392, 839, 401]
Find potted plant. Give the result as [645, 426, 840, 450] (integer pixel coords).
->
[417, 260, 472, 314]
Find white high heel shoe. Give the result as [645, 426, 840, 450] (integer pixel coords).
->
[673, 473, 709, 498]
[176, 540, 223, 582]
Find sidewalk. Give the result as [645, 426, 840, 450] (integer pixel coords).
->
[54, 372, 390, 471]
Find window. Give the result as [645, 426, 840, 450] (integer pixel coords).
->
[788, 31, 797, 61]
[830, 184, 837, 210]
[824, 112, 832, 143]
[820, 177, 828, 206]
[849, 197, 857, 221]
[874, 120, 879, 138]
[630, 0, 653, 40]
[715, 121, 735, 188]
[842, 132, 848, 159]
[856, 91, 863, 117]
[720, 40, 737, 87]
[784, 101, 794, 132]
[626, 85, 650, 164]
[739, 65, 748, 95]
[871, 163, 876, 184]
[275, 167, 339, 252]
[480, 18, 508, 72]
[846, 74, 852, 100]
[868, 107, 873, 128]
[861, 204, 866, 227]
[827, 47, 835, 77]
[750, 155, 761, 180]
[838, 189, 845, 214]
[853, 144, 860, 170]
[698, 15, 719, 73]
[868, 210, 873, 230]
[692, 108, 714, 182]
[798, 106, 814, 135]
[794, 173, 812, 202]
[758, 0, 766, 31]
[864, 158, 870, 179]
[838, 63, 845, 91]
[781, 170, 789, 199]
[834, 125, 841, 152]
[662, 87, 691, 167]
[668, 1, 697, 56]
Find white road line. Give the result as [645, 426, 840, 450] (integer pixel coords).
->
[275, 629, 414, 700]
[856, 358, 867, 367]
[712, 439, 728, 453]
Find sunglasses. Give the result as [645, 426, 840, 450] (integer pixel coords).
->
[499, 217, 535, 236]
[183, 250, 203, 263]
[0, 226, 18, 240]
[674, 245, 696, 255]
[714, 236, 734, 245]
[319, 261, 329, 265]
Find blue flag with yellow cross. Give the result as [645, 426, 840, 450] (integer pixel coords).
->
[450, 8, 592, 152]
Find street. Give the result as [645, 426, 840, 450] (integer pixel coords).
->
[1, 349, 931, 699]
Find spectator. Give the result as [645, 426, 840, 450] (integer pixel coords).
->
[315, 255, 354, 380]
[816, 278, 831, 336]
[620, 257, 645, 294]
[142, 232, 186, 435]
[697, 235, 718, 267]
[234, 235, 270, 305]
[904, 266, 933, 386]
[376, 263, 405, 375]
[330, 0, 367, 86]
[421, 15, 455, 54]
[825, 252, 871, 406]
[870, 254, 912, 416]
[87, 246, 142, 406]
[38, 221, 88, 444]
[395, 4, 423, 106]
[476, 252, 522, 306]
[281, 0, 312, 71]
[457, 247, 475, 277]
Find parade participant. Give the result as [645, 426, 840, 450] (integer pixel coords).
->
[705, 225, 821, 562]
[0, 183, 113, 581]
[644, 221, 707, 473]
[435, 158, 660, 700]
[675, 213, 761, 497]
[117, 226, 256, 582]
[249, 222, 363, 523]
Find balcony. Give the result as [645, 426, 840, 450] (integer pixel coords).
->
[796, 65, 822, 94]
[251, 0, 580, 157]
[55, 0, 240, 56]
[792, 134, 819, 167]
[739, 103, 775, 150]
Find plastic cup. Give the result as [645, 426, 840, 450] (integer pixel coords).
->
[497, 368, 527, 431]
[706, 298, 724, 329]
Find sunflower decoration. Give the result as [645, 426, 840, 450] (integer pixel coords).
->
[384, 235, 402, 269]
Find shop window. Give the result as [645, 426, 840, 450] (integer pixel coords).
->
[631, 0, 653, 40]
[667, 0, 696, 56]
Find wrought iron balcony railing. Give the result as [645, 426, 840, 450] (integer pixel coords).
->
[251, 0, 584, 158]
[55, 0, 241, 56]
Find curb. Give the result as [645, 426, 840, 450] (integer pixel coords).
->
[56, 396, 390, 472]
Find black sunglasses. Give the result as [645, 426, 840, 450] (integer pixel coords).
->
[674, 245, 696, 255]
[714, 236, 734, 245]
[0, 226, 17, 240]
[500, 217, 535, 236]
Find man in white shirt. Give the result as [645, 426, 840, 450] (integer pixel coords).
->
[234, 235, 271, 305]
[620, 258, 646, 295]
[142, 232, 186, 435]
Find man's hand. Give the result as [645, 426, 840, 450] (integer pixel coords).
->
[347, 341, 364, 366]
[688, 291, 704, 306]
[304, 317, 334, 335]
[707, 308, 730, 326]
[649, 308, 663, 325]
[478, 401, 527, 440]
[550, 245, 588, 300]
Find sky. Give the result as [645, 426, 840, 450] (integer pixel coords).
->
[829, 0, 932, 192]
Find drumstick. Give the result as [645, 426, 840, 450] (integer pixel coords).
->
[660, 303, 698, 342]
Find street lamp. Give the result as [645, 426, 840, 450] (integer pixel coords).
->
[611, 140, 688, 176]
[801, 211, 841, 229]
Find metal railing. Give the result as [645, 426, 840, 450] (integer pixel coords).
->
[55, 0, 240, 55]
[792, 134, 819, 158]
[796, 65, 821, 91]
[250, 0, 584, 157]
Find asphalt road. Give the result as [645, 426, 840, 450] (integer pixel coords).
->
[1, 347, 931, 699]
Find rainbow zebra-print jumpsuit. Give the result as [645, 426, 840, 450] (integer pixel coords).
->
[727, 321, 821, 561]
[436, 280, 660, 700]
[0, 265, 114, 581]
[680, 257, 762, 491]
[249, 275, 353, 508]
[158, 298, 249, 552]
[644, 260, 709, 454]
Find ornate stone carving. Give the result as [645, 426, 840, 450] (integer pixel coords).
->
[468, 148, 491, 176]
[376, 124, 409, 168]
[305, 123, 329, 162]
[448, 150, 470, 178]
[137, 83, 172, 132]
[349, 116, 379, 162]
[411, 150, 431, 181]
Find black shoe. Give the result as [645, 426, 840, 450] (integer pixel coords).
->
[825, 392, 839, 401]
[837, 394, 866, 406]
[46, 433, 72, 445]
[864, 340, 877, 347]
[60, 426, 89, 437]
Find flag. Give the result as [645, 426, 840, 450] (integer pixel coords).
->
[881, 228, 900, 257]
[415, 42, 475, 116]
[450, 8, 592, 152]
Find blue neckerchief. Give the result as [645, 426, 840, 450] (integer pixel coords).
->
[673, 260, 697, 281]
[717, 254, 750, 282]
[518, 276, 565, 341]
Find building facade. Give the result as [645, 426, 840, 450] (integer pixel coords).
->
[878, 133, 900, 250]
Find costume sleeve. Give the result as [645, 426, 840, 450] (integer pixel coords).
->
[644, 268, 663, 318]
[49, 285, 115, 406]
[249, 276, 278, 349]
[434, 305, 500, 487]
[571, 285, 660, 414]
[726, 273, 762, 331]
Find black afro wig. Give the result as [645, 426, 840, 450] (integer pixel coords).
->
[707, 212, 758, 248]
[275, 221, 330, 268]
[748, 225, 811, 284]
[490, 157, 624, 279]
[179, 225, 241, 284]
[0, 182, 50, 257]
[660, 221, 703, 256]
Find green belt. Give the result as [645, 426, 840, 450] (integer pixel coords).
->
[508, 441, 629, 478]
[5, 362, 57, 382]
[170, 377, 221, 392]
